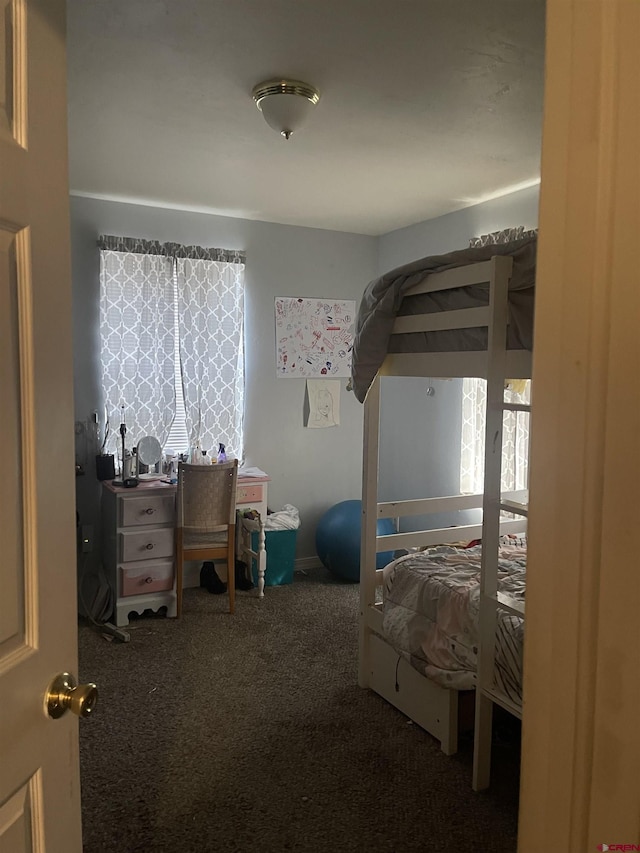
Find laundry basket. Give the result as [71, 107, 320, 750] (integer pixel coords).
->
[250, 504, 300, 586]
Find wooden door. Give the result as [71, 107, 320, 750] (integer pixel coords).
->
[519, 0, 640, 848]
[0, 1, 84, 849]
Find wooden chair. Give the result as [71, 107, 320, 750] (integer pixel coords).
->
[175, 459, 238, 616]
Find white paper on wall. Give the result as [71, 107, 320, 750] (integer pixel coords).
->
[305, 379, 340, 428]
[275, 296, 356, 378]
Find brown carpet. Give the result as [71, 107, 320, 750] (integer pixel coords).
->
[79, 567, 520, 853]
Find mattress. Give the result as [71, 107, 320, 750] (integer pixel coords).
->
[381, 536, 526, 705]
[351, 236, 537, 403]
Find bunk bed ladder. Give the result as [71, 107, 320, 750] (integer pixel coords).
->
[472, 254, 530, 791]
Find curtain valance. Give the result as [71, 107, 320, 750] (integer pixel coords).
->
[469, 226, 538, 248]
[97, 235, 246, 264]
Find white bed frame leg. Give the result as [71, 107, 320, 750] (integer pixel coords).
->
[472, 692, 494, 789]
[359, 376, 381, 689]
[442, 688, 459, 756]
[473, 254, 511, 791]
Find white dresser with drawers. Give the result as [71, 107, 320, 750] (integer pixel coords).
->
[101, 473, 270, 626]
[101, 481, 178, 626]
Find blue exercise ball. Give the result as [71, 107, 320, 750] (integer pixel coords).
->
[315, 499, 396, 582]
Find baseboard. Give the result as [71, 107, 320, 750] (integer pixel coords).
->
[294, 556, 323, 572]
[183, 561, 202, 589]
[183, 555, 322, 588]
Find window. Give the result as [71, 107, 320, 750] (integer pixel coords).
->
[164, 265, 190, 453]
[461, 228, 534, 496]
[460, 378, 530, 494]
[98, 236, 245, 460]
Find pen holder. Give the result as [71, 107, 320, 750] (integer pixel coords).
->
[96, 454, 116, 481]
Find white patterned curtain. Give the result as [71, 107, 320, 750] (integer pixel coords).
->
[176, 256, 245, 458]
[99, 246, 176, 454]
[461, 227, 534, 494]
[460, 378, 531, 494]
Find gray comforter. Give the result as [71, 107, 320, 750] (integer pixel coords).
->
[351, 236, 537, 402]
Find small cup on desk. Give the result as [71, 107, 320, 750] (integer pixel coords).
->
[122, 454, 133, 480]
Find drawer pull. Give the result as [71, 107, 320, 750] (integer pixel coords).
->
[145, 507, 155, 515]
[145, 543, 154, 551]
[144, 576, 153, 584]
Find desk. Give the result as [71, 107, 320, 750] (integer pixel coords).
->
[101, 473, 269, 626]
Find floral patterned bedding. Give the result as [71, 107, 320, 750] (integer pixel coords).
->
[381, 536, 526, 705]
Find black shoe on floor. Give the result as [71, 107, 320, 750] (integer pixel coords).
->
[235, 559, 254, 591]
[200, 561, 227, 594]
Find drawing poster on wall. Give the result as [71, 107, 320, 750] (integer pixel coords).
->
[275, 296, 356, 378]
[305, 379, 340, 429]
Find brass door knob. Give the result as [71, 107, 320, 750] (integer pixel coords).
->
[46, 672, 98, 719]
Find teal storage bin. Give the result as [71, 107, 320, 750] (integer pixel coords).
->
[251, 528, 297, 586]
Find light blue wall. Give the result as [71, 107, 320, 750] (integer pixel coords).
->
[71, 185, 539, 557]
[376, 185, 539, 529]
[71, 196, 377, 558]
[377, 184, 539, 272]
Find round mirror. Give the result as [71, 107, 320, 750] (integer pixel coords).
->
[137, 436, 162, 478]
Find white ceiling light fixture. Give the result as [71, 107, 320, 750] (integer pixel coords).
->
[252, 79, 321, 140]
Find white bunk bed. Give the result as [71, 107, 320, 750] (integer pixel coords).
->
[353, 236, 535, 790]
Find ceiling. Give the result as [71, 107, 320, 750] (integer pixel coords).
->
[66, 0, 545, 237]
